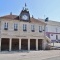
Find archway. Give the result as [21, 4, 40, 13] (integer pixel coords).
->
[38, 39, 42, 50]
[21, 39, 28, 50]
[1, 38, 9, 51]
[12, 39, 19, 51]
[30, 39, 36, 50]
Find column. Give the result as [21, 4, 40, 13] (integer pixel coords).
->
[19, 38, 21, 51]
[9, 38, 12, 51]
[42, 39, 46, 50]
[0, 38, 1, 51]
[36, 39, 38, 51]
[28, 39, 30, 51]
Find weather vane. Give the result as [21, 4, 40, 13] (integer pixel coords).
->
[24, 3, 28, 11]
[25, 3, 27, 7]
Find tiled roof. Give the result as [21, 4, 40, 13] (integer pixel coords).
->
[30, 18, 46, 24]
[0, 15, 19, 20]
[0, 15, 46, 25]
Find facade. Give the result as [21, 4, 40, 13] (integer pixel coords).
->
[39, 18, 60, 43]
[0, 6, 49, 51]
[45, 20, 60, 43]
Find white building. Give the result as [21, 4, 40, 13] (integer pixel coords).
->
[39, 18, 60, 43]
[45, 20, 60, 43]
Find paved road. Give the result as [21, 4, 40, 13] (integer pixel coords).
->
[0, 50, 60, 60]
[44, 56, 60, 60]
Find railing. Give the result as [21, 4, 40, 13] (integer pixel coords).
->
[45, 36, 51, 43]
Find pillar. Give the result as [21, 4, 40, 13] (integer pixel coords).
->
[0, 38, 1, 51]
[19, 38, 21, 51]
[9, 38, 12, 51]
[42, 39, 46, 50]
[36, 39, 38, 51]
[28, 39, 30, 51]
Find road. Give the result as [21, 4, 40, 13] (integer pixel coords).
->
[44, 56, 60, 60]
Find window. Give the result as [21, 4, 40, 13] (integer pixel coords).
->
[4, 22, 8, 30]
[14, 23, 18, 31]
[23, 24, 27, 31]
[31, 25, 35, 32]
[39, 26, 42, 32]
[51, 34, 53, 36]
[56, 35, 58, 40]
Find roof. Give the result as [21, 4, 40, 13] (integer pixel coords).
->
[0, 14, 46, 25]
[46, 20, 60, 26]
[38, 18, 60, 26]
[0, 15, 18, 20]
[30, 18, 46, 25]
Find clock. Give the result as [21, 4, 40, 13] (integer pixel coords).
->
[19, 8, 30, 22]
[22, 14, 28, 20]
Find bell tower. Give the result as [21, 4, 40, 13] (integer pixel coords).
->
[19, 3, 30, 22]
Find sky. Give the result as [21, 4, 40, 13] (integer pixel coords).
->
[0, 0, 60, 22]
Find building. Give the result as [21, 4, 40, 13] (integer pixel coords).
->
[0, 5, 49, 51]
[39, 17, 60, 43]
[45, 19, 60, 43]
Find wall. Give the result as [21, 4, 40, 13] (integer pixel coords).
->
[45, 21, 60, 41]
[0, 19, 45, 39]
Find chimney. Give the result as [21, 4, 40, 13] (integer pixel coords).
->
[45, 17, 49, 22]
[10, 12, 12, 15]
[32, 15, 34, 18]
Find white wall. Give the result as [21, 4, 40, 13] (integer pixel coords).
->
[50, 34, 56, 40]
[46, 23, 60, 40]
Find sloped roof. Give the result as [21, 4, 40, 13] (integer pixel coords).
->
[0, 15, 18, 20]
[30, 18, 46, 25]
[0, 14, 46, 25]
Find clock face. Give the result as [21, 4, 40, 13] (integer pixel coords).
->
[22, 14, 28, 20]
